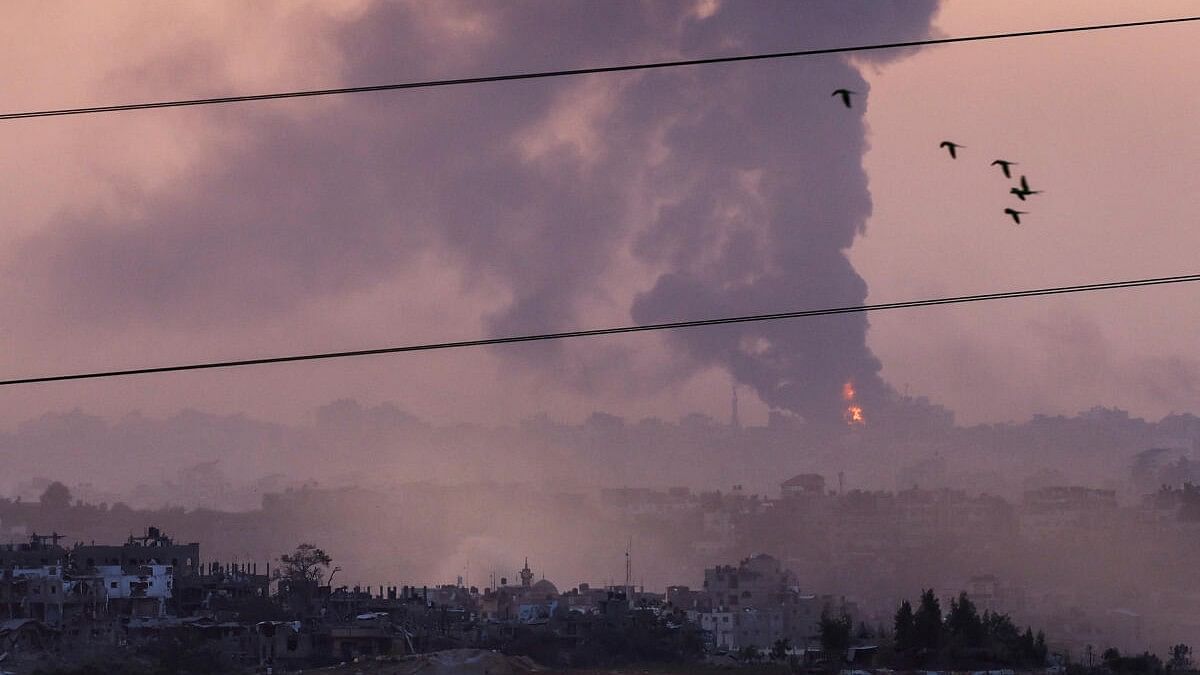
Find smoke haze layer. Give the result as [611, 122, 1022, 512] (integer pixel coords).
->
[9, 1, 938, 428]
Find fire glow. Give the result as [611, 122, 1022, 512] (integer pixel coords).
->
[842, 380, 865, 426]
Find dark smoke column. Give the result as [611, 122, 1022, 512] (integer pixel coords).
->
[630, 2, 939, 429]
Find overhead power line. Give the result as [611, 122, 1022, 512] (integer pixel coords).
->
[2, 16, 1197, 121]
[2, 273, 1197, 387]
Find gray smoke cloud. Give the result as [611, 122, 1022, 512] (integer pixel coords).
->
[621, 1, 940, 424]
[10, 1, 940, 424]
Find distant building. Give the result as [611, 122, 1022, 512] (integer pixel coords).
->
[1021, 486, 1118, 539]
[780, 474, 825, 499]
[699, 554, 843, 650]
[329, 613, 410, 661]
[705, 553, 798, 610]
[1, 564, 82, 627]
[479, 558, 560, 621]
[698, 609, 737, 649]
[73, 526, 200, 577]
[0, 526, 216, 629]
[178, 561, 270, 615]
[0, 532, 68, 569]
[666, 585, 707, 612]
[0, 618, 59, 657]
[600, 487, 695, 520]
[940, 574, 1026, 617]
[95, 563, 174, 617]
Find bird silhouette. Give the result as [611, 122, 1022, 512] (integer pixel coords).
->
[939, 141, 964, 159]
[1010, 175, 1042, 201]
[991, 159, 1017, 178]
[831, 89, 856, 108]
[1004, 208, 1027, 224]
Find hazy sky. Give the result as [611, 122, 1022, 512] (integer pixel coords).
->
[857, 0, 1200, 424]
[1, 0, 1197, 431]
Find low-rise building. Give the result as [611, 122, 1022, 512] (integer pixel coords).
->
[697, 554, 848, 650]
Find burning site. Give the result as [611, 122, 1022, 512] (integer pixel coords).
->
[843, 380, 866, 426]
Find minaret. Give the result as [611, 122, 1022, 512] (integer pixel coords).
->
[730, 385, 741, 430]
[519, 558, 533, 588]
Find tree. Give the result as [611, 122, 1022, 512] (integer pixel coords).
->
[771, 638, 792, 661]
[1020, 627, 1037, 664]
[819, 609, 853, 662]
[1103, 647, 1122, 666]
[946, 592, 984, 647]
[1034, 630, 1048, 665]
[278, 543, 332, 585]
[1103, 648, 1164, 674]
[1169, 644, 1192, 670]
[39, 481, 72, 510]
[738, 645, 762, 663]
[984, 610, 1021, 651]
[913, 589, 943, 652]
[894, 599, 916, 652]
[1181, 484, 1200, 522]
[274, 543, 332, 609]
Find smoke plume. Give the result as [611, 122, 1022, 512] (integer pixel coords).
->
[10, 1, 940, 424]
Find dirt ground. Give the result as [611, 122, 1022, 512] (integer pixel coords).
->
[292, 652, 792, 675]
[2, 650, 784, 675]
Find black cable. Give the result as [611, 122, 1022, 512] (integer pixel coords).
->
[3, 16, 1197, 121]
[3, 273, 1197, 386]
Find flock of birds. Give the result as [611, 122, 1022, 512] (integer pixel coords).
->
[832, 88, 1043, 225]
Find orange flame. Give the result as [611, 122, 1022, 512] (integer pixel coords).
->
[842, 380, 865, 425]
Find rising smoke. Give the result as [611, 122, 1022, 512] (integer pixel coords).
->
[11, 1, 940, 427]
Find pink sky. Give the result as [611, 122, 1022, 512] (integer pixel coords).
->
[858, 0, 1200, 423]
[0, 1, 1196, 431]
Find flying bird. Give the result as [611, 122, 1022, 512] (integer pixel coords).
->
[831, 89, 857, 108]
[1004, 208, 1027, 224]
[939, 141, 964, 159]
[991, 159, 1017, 178]
[1010, 186, 1042, 201]
[1010, 175, 1042, 201]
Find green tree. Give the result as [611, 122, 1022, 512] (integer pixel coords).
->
[1034, 630, 1048, 665]
[947, 592, 985, 647]
[40, 481, 72, 510]
[985, 611, 1020, 646]
[913, 589, 943, 652]
[277, 543, 332, 585]
[1019, 627, 1040, 664]
[819, 609, 853, 662]
[274, 543, 332, 609]
[894, 599, 916, 652]
[1103, 648, 1163, 674]
[1169, 644, 1192, 670]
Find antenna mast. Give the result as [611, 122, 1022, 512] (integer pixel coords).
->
[624, 537, 633, 601]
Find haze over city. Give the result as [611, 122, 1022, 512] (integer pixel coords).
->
[1, 2, 1198, 674]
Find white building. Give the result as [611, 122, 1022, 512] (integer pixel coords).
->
[96, 564, 173, 616]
